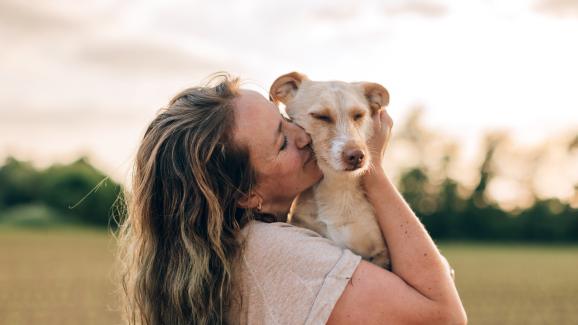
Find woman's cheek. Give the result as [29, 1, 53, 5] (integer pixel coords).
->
[280, 153, 300, 176]
[292, 151, 303, 171]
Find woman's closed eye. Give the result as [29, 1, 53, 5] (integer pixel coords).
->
[278, 115, 292, 152]
[280, 135, 288, 151]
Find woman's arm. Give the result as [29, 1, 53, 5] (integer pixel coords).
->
[327, 110, 467, 325]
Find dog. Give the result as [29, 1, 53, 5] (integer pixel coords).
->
[270, 72, 391, 269]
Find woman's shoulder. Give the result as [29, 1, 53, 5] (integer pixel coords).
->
[239, 220, 359, 270]
[241, 220, 330, 250]
[233, 220, 362, 325]
[242, 219, 321, 236]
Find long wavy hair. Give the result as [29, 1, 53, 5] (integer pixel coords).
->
[117, 74, 268, 324]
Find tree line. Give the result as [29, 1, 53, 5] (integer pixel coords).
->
[393, 108, 578, 242]
[1, 108, 576, 241]
[0, 157, 123, 228]
[399, 165, 578, 242]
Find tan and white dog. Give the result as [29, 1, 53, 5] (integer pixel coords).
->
[270, 72, 391, 268]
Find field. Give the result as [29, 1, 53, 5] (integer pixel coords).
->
[1, 229, 577, 325]
[439, 243, 578, 324]
[0, 228, 120, 325]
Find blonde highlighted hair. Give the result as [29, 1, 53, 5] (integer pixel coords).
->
[117, 74, 265, 324]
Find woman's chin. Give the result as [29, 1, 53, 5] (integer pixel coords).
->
[311, 164, 324, 183]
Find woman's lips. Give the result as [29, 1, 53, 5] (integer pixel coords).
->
[303, 147, 315, 166]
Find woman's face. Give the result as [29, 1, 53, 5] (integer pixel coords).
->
[233, 90, 322, 213]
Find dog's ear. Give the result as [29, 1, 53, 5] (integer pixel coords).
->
[356, 82, 389, 115]
[270, 72, 308, 105]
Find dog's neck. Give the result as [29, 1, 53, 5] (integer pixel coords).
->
[313, 167, 371, 226]
[316, 168, 363, 193]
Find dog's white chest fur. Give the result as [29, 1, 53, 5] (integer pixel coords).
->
[291, 175, 390, 268]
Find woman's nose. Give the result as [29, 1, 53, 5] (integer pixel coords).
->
[292, 124, 311, 149]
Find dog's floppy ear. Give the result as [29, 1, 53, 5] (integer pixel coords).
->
[270, 72, 308, 105]
[356, 82, 390, 115]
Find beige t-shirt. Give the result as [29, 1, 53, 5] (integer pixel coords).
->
[227, 221, 362, 325]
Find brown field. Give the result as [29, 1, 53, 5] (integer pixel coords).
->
[440, 243, 578, 325]
[1, 228, 577, 324]
[0, 228, 120, 325]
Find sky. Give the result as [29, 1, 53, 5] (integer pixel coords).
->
[1, 0, 577, 204]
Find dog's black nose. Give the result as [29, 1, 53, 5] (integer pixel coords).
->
[344, 149, 364, 169]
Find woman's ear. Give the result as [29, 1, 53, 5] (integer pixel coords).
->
[237, 191, 263, 210]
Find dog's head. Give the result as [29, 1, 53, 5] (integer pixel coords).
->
[270, 72, 389, 176]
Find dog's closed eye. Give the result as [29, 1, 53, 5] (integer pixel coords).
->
[310, 112, 333, 123]
[353, 112, 365, 121]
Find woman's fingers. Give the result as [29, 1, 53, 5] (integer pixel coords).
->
[367, 109, 393, 166]
[374, 109, 393, 143]
[376, 109, 392, 132]
[381, 109, 393, 130]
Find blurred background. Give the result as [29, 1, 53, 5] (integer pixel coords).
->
[1, 0, 577, 324]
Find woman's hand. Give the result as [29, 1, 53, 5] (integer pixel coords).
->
[364, 109, 393, 181]
[331, 108, 467, 325]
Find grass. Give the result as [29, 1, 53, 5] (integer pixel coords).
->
[439, 242, 578, 324]
[0, 228, 121, 325]
[1, 228, 577, 324]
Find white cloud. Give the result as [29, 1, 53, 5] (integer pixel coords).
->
[534, 0, 578, 18]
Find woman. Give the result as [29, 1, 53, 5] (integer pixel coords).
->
[118, 74, 467, 325]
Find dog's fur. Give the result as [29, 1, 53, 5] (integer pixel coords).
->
[270, 72, 391, 268]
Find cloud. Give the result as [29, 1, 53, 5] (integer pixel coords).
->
[534, 0, 578, 18]
[0, 0, 88, 37]
[384, 1, 448, 18]
[309, 3, 360, 22]
[76, 39, 226, 77]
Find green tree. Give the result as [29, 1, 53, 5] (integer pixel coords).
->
[0, 158, 40, 208]
[37, 157, 122, 227]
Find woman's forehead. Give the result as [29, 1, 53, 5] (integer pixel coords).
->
[233, 90, 280, 150]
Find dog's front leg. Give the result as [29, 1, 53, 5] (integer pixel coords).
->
[324, 219, 387, 262]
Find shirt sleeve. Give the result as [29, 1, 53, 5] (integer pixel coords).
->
[240, 221, 362, 325]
